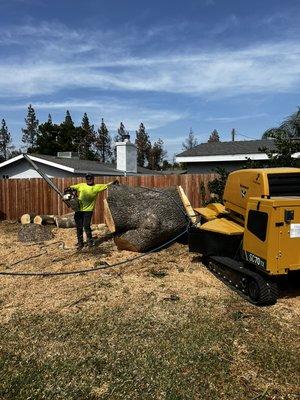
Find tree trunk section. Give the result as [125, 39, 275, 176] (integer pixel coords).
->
[20, 213, 36, 224]
[54, 212, 76, 228]
[33, 215, 56, 225]
[106, 185, 188, 252]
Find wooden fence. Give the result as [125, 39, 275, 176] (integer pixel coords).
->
[0, 174, 216, 222]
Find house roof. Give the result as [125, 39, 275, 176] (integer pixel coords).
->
[0, 154, 162, 176]
[176, 139, 281, 163]
[177, 139, 276, 157]
[160, 169, 187, 175]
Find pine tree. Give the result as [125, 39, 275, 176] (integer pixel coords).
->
[22, 104, 39, 152]
[114, 122, 129, 160]
[208, 129, 220, 142]
[0, 119, 11, 161]
[78, 112, 96, 159]
[96, 118, 112, 162]
[135, 123, 151, 167]
[37, 115, 60, 155]
[57, 110, 77, 153]
[148, 138, 167, 170]
[114, 122, 129, 143]
[64, 110, 74, 126]
[182, 128, 198, 150]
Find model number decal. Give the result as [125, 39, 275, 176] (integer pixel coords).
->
[244, 251, 266, 269]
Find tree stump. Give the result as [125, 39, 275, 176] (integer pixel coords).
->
[18, 224, 54, 243]
[104, 185, 188, 252]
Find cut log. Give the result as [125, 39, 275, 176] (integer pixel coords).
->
[33, 215, 56, 225]
[103, 198, 116, 233]
[91, 223, 107, 231]
[20, 213, 36, 225]
[177, 186, 197, 224]
[105, 185, 188, 252]
[54, 212, 76, 228]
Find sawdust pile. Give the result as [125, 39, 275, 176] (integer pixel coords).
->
[0, 220, 299, 322]
[0, 220, 226, 319]
[18, 223, 54, 242]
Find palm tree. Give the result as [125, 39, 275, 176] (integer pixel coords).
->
[262, 108, 300, 139]
[259, 108, 300, 167]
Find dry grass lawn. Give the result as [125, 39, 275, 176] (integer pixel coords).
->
[0, 221, 299, 399]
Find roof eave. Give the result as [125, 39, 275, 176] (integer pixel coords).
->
[0, 154, 24, 168]
[73, 169, 121, 176]
[176, 152, 300, 163]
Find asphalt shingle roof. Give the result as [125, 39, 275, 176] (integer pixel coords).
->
[176, 139, 276, 157]
[32, 154, 162, 175]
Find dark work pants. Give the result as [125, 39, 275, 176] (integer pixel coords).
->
[74, 211, 93, 245]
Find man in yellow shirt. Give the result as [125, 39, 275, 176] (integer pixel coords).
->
[66, 174, 118, 250]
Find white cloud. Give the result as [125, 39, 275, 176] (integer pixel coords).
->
[204, 0, 215, 5]
[0, 22, 300, 101]
[0, 99, 186, 131]
[0, 39, 299, 99]
[205, 113, 268, 122]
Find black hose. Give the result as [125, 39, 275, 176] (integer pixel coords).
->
[0, 184, 193, 277]
[0, 228, 189, 277]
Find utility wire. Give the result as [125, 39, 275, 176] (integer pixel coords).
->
[235, 132, 260, 141]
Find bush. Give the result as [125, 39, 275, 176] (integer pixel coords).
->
[202, 168, 229, 204]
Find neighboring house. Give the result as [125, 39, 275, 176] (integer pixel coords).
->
[0, 142, 162, 179]
[175, 139, 296, 173]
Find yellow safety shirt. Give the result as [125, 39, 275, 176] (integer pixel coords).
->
[70, 183, 110, 212]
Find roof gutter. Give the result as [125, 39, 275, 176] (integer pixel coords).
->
[74, 169, 121, 176]
[176, 152, 300, 163]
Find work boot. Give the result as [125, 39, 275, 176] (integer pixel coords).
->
[76, 242, 84, 251]
[87, 239, 95, 248]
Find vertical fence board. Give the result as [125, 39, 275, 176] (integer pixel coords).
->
[0, 173, 216, 221]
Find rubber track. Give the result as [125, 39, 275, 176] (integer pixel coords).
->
[207, 256, 278, 306]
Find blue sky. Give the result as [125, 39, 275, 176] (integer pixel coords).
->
[0, 0, 300, 158]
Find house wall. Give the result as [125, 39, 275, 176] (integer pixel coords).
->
[0, 159, 75, 179]
[186, 161, 247, 173]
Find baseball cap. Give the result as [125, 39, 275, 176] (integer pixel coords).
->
[85, 173, 94, 179]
